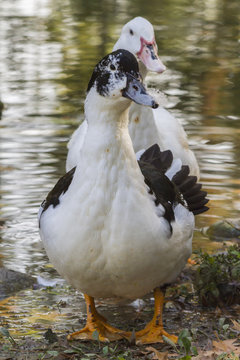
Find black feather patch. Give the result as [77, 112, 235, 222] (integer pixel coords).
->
[139, 144, 173, 172]
[138, 144, 209, 230]
[172, 165, 189, 184]
[139, 161, 176, 230]
[40, 167, 76, 214]
[183, 183, 202, 198]
[138, 145, 183, 232]
[172, 168, 209, 215]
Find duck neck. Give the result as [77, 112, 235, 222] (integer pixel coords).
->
[81, 89, 135, 158]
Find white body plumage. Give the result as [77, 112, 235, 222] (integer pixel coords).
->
[40, 86, 194, 300]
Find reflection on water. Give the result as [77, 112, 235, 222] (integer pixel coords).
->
[0, 0, 240, 276]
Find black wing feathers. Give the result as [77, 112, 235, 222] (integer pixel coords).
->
[41, 167, 76, 213]
[138, 145, 184, 229]
[140, 144, 173, 173]
[172, 165, 189, 183]
[139, 144, 209, 223]
[139, 161, 176, 226]
[172, 166, 209, 215]
[183, 183, 202, 198]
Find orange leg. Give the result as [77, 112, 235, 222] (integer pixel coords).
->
[67, 294, 129, 342]
[135, 288, 178, 345]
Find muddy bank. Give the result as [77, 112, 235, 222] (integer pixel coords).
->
[0, 267, 36, 300]
[0, 263, 239, 359]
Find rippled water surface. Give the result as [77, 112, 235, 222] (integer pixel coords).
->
[0, 0, 240, 277]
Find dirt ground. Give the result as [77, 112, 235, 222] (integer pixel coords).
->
[0, 265, 239, 360]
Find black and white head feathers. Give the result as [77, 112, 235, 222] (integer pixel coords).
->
[86, 49, 158, 108]
[87, 49, 141, 96]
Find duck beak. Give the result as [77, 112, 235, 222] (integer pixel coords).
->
[137, 38, 166, 74]
[122, 73, 158, 109]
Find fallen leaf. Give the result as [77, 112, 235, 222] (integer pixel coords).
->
[146, 346, 169, 359]
[232, 319, 240, 332]
[212, 338, 240, 354]
[191, 338, 240, 360]
[192, 352, 219, 360]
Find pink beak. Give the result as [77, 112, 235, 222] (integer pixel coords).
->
[137, 37, 166, 73]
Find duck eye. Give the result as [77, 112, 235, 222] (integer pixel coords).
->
[129, 29, 134, 35]
[110, 64, 116, 70]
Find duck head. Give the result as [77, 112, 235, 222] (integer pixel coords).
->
[113, 17, 166, 74]
[87, 49, 158, 109]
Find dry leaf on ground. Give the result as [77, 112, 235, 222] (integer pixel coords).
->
[193, 352, 239, 360]
[192, 353, 216, 360]
[212, 338, 240, 354]
[146, 346, 169, 360]
[191, 338, 240, 360]
[232, 319, 240, 332]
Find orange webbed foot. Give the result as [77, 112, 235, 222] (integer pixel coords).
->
[135, 288, 178, 345]
[67, 294, 129, 342]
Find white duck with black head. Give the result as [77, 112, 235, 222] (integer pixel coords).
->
[39, 49, 208, 344]
[66, 17, 199, 178]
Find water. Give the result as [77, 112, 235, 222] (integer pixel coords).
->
[0, 0, 240, 277]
